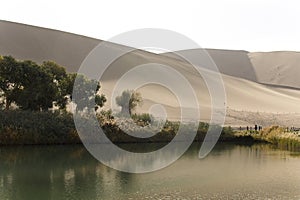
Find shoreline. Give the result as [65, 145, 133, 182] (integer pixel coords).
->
[1, 130, 299, 153]
[0, 133, 265, 146]
[0, 111, 299, 152]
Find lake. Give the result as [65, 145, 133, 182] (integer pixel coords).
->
[0, 143, 300, 199]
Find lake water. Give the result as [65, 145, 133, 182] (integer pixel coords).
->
[0, 143, 300, 200]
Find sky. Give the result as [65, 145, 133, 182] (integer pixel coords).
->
[0, 0, 299, 52]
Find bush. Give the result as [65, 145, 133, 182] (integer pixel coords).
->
[222, 126, 234, 135]
[131, 113, 152, 126]
[0, 110, 79, 145]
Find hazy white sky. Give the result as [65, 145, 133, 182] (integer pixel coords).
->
[0, 0, 299, 51]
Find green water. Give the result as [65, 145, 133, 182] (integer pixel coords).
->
[0, 143, 300, 200]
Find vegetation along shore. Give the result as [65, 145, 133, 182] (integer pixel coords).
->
[0, 55, 299, 150]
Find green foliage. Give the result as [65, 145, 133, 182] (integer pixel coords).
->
[95, 93, 107, 110]
[0, 56, 23, 110]
[163, 120, 180, 134]
[15, 60, 58, 111]
[222, 126, 234, 135]
[71, 74, 106, 112]
[0, 110, 79, 145]
[97, 109, 114, 126]
[0, 57, 64, 111]
[256, 126, 300, 151]
[0, 55, 108, 144]
[131, 113, 152, 126]
[198, 122, 209, 133]
[41, 61, 70, 110]
[115, 90, 142, 116]
[42, 61, 67, 81]
[0, 55, 106, 112]
[99, 109, 113, 119]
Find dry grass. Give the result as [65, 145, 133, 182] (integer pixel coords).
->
[236, 126, 300, 151]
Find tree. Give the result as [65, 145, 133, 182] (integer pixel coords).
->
[0, 56, 106, 112]
[42, 61, 67, 81]
[0, 57, 62, 111]
[0, 56, 23, 110]
[15, 60, 58, 111]
[71, 74, 106, 112]
[116, 90, 142, 116]
[41, 61, 69, 110]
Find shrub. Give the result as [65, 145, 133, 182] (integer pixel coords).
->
[222, 126, 234, 135]
[0, 110, 79, 145]
[131, 113, 152, 126]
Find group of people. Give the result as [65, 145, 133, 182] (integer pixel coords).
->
[237, 125, 299, 133]
[239, 124, 263, 132]
[284, 126, 300, 132]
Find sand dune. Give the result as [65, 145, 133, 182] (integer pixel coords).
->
[97, 45, 300, 126]
[1, 20, 300, 126]
[249, 51, 300, 88]
[0, 20, 98, 71]
[163, 49, 300, 89]
[163, 49, 257, 82]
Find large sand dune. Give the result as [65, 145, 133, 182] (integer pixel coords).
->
[1, 20, 300, 126]
[98, 47, 300, 126]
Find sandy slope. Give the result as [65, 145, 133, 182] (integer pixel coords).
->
[1, 20, 300, 126]
[163, 49, 300, 89]
[0, 20, 98, 71]
[163, 49, 257, 82]
[248, 51, 300, 88]
[98, 46, 300, 126]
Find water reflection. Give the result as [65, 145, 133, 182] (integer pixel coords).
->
[0, 143, 300, 200]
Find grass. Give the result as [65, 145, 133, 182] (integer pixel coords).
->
[0, 110, 80, 145]
[0, 109, 266, 145]
[236, 126, 300, 151]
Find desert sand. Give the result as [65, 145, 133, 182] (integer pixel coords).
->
[249, 51, 300, 88]
[1, 20, 300, 127]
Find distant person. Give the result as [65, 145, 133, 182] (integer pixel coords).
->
[255, 125, 258, 131]
[247, 126, 249, 131]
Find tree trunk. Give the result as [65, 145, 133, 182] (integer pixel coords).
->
[121, 106, 131, 117]
[5, 100, 10, 110]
